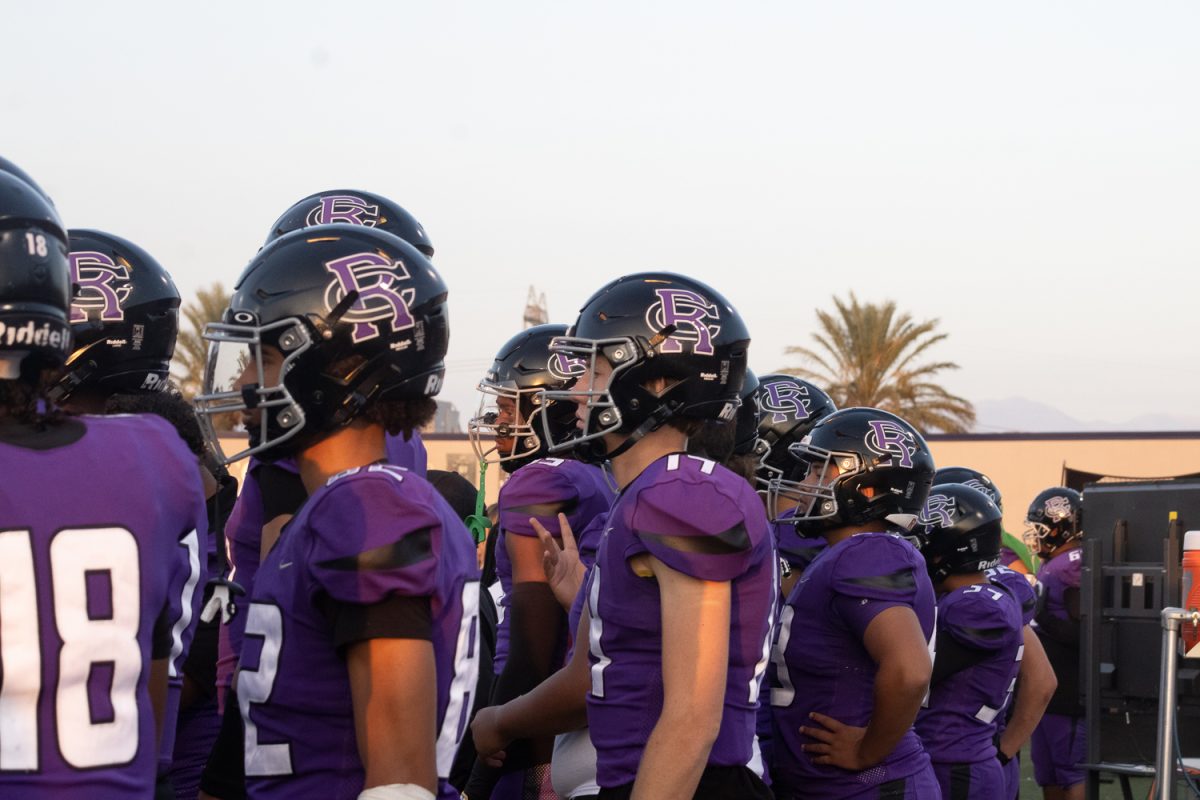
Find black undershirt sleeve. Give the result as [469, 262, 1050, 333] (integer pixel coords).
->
[464, 580, 567, 796]
[256, 464, 308, 520]
[316, 593, 434, 651]
[931, 633, 991, 687]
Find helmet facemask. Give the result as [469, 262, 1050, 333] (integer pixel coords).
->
[194, 317, 312, 464]
[767, 440, 851, 525]
[469, 381, 546, 471]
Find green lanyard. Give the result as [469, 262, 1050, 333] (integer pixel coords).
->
[465, 458, 492, 544]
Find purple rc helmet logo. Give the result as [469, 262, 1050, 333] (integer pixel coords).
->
[758, 380, 812, 424]
[962, 478, 999, 505]
[323, 252, 416, 343]
[547, 351, 587, 381]
[644, 288, 721, 355]
[305, 195, 381, 228]
[865, 419, 917, 468]
[69, 251, 132, 324]
[1043, 495, 1073, 521]
[919, 493, 957, 528]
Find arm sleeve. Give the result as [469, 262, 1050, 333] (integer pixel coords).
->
[497, 465, 580, 537]
[829, 539, 924, 639]
[317, 593, 434, 649]
[256, 463, 307, 521]
[627, 478, 761, 581]
[307, 475, 442, 605]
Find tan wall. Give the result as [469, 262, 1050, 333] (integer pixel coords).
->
[927, 435, 1200, 537]
[221, 433, 1200, 536]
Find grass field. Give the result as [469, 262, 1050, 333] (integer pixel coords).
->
[1014, 744, 1175, 799]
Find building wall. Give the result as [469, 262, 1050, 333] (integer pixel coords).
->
[926, 433, 1200, 538]
[220, 432, 1200, 537]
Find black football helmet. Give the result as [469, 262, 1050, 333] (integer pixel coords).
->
[468, 323, 582, 473]
[50, 229, 180, 402]
[1024, 486, 1083, 556]
[769, 407, 935, 536]
[265, 189, 434, 257]
[732, 369, 761, 457]
[0, 170, 71, 378]
[0, 156, 54, 207]
[195, 224, 448, 463]
[933, 466, 1003, 512]
[541, 272, 750, 463]
[916, 482, 1003, 583]
[754, 374, 838, 489]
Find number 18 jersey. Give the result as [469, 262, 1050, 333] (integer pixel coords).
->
[0, 414, 208, 799]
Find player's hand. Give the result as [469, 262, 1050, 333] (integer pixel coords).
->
[532, 512, 585, 610]
[469, 706, 510, 767]
[799, 712, 872, 771]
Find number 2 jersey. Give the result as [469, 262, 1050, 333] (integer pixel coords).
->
[0, 414, 208, 799]
[585, 453, 776, 789]
[239, 463, 479, 800]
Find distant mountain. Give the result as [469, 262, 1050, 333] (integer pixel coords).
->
[973, 397, 1200, 433]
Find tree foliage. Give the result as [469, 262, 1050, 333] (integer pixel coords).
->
[171, 283, 231, 398]
[783, 293, 975, 434]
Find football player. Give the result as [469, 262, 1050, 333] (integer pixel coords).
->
[767, 407, 938, 799]
[0, 167, 207, 797]
[756, 373, 838, 591]
[461, 324, 614, 799]
[53, 229, 181, 412]
[198, 192, 435, 799]
[913, 483, 1024, 800]
[473, 272, 776, 799]
[195, 224, 478, 800]
[1025, 487, 1085, 800]
[935, 465, 1037, 576]
[57, 227, 225, 799]
[933, 467, 1056, 800]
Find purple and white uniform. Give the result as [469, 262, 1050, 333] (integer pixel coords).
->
[238, 464, 479, 800]
[916, 581, 1024, 800]
[1031, 547, 1085, 788]
[585, 453, 776, 789]
[217, 434, 426, 698]
[773, 507, 826, 575]
[0, 415, 207, 799]
[492, 457, 613, 673]
[770, 532, 937, 799]
[984, 566, 1038, 800]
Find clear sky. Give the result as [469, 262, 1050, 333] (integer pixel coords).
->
[5, 1, 1197, 427]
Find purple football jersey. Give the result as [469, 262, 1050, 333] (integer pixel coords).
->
[1037, 547, 1082, 623]
[987, 565, 1038, 627]
[215, 457, 300, 699]
[385, 428, 428, 478]
[769, 532, 936, 798]
[238, 464, 479, 800]
[0, 414, 207, 799]
[566, 511, 611, 660]
[492, 458, 613, 673]
[585, 453, 776, 788]
[773, 508, 826, 573]
[217, 432, 428, 696]
[915, 583, 1024, 765]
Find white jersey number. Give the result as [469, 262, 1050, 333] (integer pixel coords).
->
[0, 527, 151, 770]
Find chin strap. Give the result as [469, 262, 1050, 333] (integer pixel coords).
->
[592, 401, 682, 462]
[464, 458, 492, 544]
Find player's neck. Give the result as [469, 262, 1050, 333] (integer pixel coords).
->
[295, 420, 388, 494]
[938, 572, 987, 593]
[1048, 540, 1081, 560]
[608, 425, 688, 489]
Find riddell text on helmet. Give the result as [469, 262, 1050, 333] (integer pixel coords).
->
[0, 319, 69, 351]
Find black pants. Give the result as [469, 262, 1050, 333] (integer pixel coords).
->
[597, 764, 773, 800]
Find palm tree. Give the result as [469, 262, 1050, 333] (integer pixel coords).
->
[171, 283, 231, 398]
[782, 293, 975, 434]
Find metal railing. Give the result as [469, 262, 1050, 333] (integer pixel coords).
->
[1156, 607, 1199, 800]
